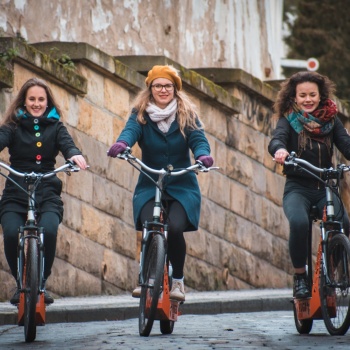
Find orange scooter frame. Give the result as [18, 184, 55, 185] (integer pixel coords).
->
[18, 292, 46, 326]
[156, 265, 181, 321]
[294, 235, 336, 321]
[17, 257, 46, 327]
[145, 264, 182, 322]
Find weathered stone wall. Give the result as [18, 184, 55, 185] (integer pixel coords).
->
[0, 38, 350, 301]
[0, 0, 284, 81]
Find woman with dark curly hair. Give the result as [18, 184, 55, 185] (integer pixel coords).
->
[268, 71, 350, 299]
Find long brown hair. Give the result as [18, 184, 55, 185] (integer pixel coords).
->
[1, 77, 62, 126]
[273, 71, 336, 118]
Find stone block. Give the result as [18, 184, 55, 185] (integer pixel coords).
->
[106, 153, 139, 193]
[77, 98, 114, 144]
[199, 197, 226, 239]
[184, 255, 227, 291]
[71, 130, 109, 178]
[47, 258, 102, 296]
[265, 170, 284, 206]
[199, 103, 229, 143]
[0, 270, 13, 301]
[61, 193, 82, 232]
[80, 203, 137, 259]
[104, 78, 130, 117]
[101, 249, 134, 290]
[65, 94, 80, 128]
[198, 170, 230, 210]
[92, 176, 133, 224]
[13, 64, 37, 90]
[56, 225, 104, 277]
[78, 65, 104, 106]
[221, 242, 289, 288]
[260, 197, 289, 240]
[184, 230, 208, 260]
[65, 166, 93, 203]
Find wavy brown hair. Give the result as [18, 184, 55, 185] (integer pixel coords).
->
[133, 69, 203, 137]
[273, 71, 336, 118]
[1, 77, 62, 126]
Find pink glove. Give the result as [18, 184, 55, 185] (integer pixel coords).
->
[197, 155, 214, 167]
[107, 141, 128, 158]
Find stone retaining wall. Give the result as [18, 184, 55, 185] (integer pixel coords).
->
[0, 38, 349, 300]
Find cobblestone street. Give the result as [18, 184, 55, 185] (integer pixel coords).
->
[1, 311, 350, 349]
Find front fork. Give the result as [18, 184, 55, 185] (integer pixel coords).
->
[138, 222, 168, 286]
[17, 226, 45, 291]
[320, 220, 344, 285]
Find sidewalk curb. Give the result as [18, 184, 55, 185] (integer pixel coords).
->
[0, 290, 293, 326]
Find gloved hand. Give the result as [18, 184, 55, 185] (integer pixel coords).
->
[107, 141, 128, 158]
[197, 155, 214, 168]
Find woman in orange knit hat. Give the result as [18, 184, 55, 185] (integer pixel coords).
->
[108, 65, 214, 301]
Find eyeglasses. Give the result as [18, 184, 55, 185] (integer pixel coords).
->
[151, 84, 174, 92]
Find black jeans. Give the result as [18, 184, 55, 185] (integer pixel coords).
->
[283, 179, 350, 269]
[140, 198, 189, 279]
[2, 211, 60, 281]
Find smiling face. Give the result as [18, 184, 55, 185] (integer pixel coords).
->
[151, 78, 175, 109]
[25, 85, 48, 117]
[295, 82, 320, 113]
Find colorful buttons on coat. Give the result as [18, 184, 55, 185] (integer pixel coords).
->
[33, 120, 42, 164]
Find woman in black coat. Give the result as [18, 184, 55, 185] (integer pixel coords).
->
[0, 78, 88, 304]
[268, 71, 350, 299]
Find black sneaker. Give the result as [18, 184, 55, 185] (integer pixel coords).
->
[293, 273, 310, 299]
[10, 289, 20, 305]
[44, 291, 54, 304]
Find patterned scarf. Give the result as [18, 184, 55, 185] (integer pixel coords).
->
[146, 99, 177, 133]
[285, 99, 337, 152]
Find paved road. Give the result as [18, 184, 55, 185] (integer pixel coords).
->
[0, 289, 292, 325]
[1, 311, 350, 349]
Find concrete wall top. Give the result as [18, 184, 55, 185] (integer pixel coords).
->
[30, 42, 242, 115]
[0, 37, 87, 95]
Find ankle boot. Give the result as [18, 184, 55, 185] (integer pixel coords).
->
[293, 273, 310, 299]
[10, 280, 21, 305]
[42, 279, 54, 304]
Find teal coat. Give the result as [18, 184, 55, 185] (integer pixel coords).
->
[118, 111, 211, 231]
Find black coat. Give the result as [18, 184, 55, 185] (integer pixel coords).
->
[268, 116, 350, 188]
[0, 109, 82, 220]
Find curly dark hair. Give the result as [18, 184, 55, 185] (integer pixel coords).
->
[273, 71, 336, 118]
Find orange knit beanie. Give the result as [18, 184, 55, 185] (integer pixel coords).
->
[145, 65, 182, 91]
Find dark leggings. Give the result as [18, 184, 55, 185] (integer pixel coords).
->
[140, 199, 189, 279]
[283, 179, 350, 269]
[2, 211, 60, 281]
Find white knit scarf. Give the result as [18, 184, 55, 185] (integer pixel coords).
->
[146, 99, 177, 133]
